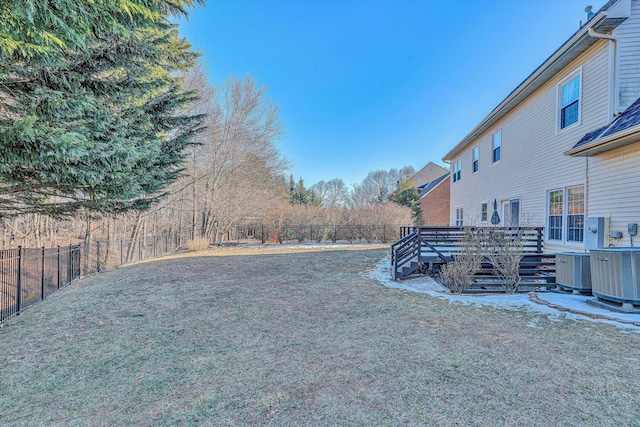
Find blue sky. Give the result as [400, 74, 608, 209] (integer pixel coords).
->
[178, 0, 606, 187]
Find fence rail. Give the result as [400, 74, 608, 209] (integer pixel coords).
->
[235, 224, 406, 244]
[0, 228, 193, 323]
[1, 224, 407, 323]
[391, 226, 551, 282]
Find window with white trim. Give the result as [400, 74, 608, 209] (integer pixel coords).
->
[546, 186, 584, 243]
[567, 186, 584, 242]
[492, 130, 501, 163]
[481, 202, 488, 222]
[548, 190, 563, 240]
[452, 159, 461, 183]
[558, 71, 581, 130]
[455, 208, 463, 226]
[472, 146, 479, 173]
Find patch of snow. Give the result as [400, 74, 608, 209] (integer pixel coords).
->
[370, 258, 640, 332]
[527, 317, 543, 329]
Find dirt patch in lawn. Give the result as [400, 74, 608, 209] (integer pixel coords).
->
[1, 247, 639, 426]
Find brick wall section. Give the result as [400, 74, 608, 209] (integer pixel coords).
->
[419, 178, 450, 226]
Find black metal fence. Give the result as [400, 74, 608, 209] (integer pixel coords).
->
[0, 246, 80, 322]
[231, 224, 405, 244]
[0, 228, 193, 323]
[0, 224, 406, 323]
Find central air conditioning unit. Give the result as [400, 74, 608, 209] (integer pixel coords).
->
[556, 252, 591, 294]
[589, 248, 640, 309]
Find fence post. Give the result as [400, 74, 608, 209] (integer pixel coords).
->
[537, 228, 543, 254]
[96, 241, 101, 273]
[120, 238, 123, 266]
[383, 225, 386, 243]
[333, 226, 337, 243]
[310, 225, 313, 242]
[41, 247, 45, 300]
[57, 246, 61, 289]
[261, 224, 265, 244]
[16, 246, 22, 315]
[69, 244, 73, 282]
[153, 235, 157, 258]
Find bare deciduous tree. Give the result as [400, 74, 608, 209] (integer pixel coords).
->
[168, 68, 288, 242]
[348, 166, 416, 208]
[311, 178, 349, 209]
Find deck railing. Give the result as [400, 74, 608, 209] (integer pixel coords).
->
[391, 226, 551, 282]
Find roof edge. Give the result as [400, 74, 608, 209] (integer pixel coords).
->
[418, 173, 449, 199]
[564, 123, 640, 156]
[442, 11, 614, 162]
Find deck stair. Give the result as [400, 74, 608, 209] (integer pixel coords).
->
[391, 226, 556, 288]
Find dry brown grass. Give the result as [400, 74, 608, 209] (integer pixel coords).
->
[186, 237, 210, 252]
[1, 246, 639, 426]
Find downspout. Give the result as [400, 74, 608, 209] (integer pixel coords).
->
[585, 154, 589, 253]
[586, 27, 616, 252]
[588, 27, 618, 116]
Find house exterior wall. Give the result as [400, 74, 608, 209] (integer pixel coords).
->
[448, 40, 612, 253]
[419, 178, 450, 226]
[586, 141, 640, 246]
[615, 0, 640, 111]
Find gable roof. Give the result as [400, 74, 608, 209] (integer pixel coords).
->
[418, 172, 449, 198]
[565, 96, 640, 156]
[442, 0, 630, 162]
[411, 162, 449, 188]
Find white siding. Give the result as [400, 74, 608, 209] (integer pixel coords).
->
[587, 141, 640, 247]
[615, 0, 640, 111]
[449, 41, 612, 253]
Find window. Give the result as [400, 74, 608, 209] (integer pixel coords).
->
[472, 146, 479, 173]
[481, 203, 488, 222]
[501, 199, 520, 227]
[546, 186, 584, 243]
[452, 159, 461, 182]
[567, 186, 584, 242]
[492, 130, 501, 163]
[548, 190, 563, 240]
[559, 72, 581, 130]
[455, 208, 464, 226]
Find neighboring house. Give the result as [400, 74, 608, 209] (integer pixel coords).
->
[411, 162, 449, 188]
[417, 173, 450, 225]
[442, 0, 640, 253]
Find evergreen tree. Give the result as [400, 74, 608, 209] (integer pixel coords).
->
[391, 179, 423, 225]
[0, 1, 203, 58]
[307, 189, 322, 207]
[287, 174, 296, 202]
[292, 177, 309, 205]
[287, 175, 321, 206]
[0, 1, 205, 216]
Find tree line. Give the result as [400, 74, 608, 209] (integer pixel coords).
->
[0, 1, 420, 249]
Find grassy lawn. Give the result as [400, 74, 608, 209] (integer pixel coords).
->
[1, 246, 639, 426]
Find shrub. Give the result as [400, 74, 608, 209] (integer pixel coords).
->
[186, 237, 210, 252]
[439, 227, 482, 293]
[482, 227, 527, 294]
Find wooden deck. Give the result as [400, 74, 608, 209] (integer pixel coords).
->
[391, 226, 555, 291]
